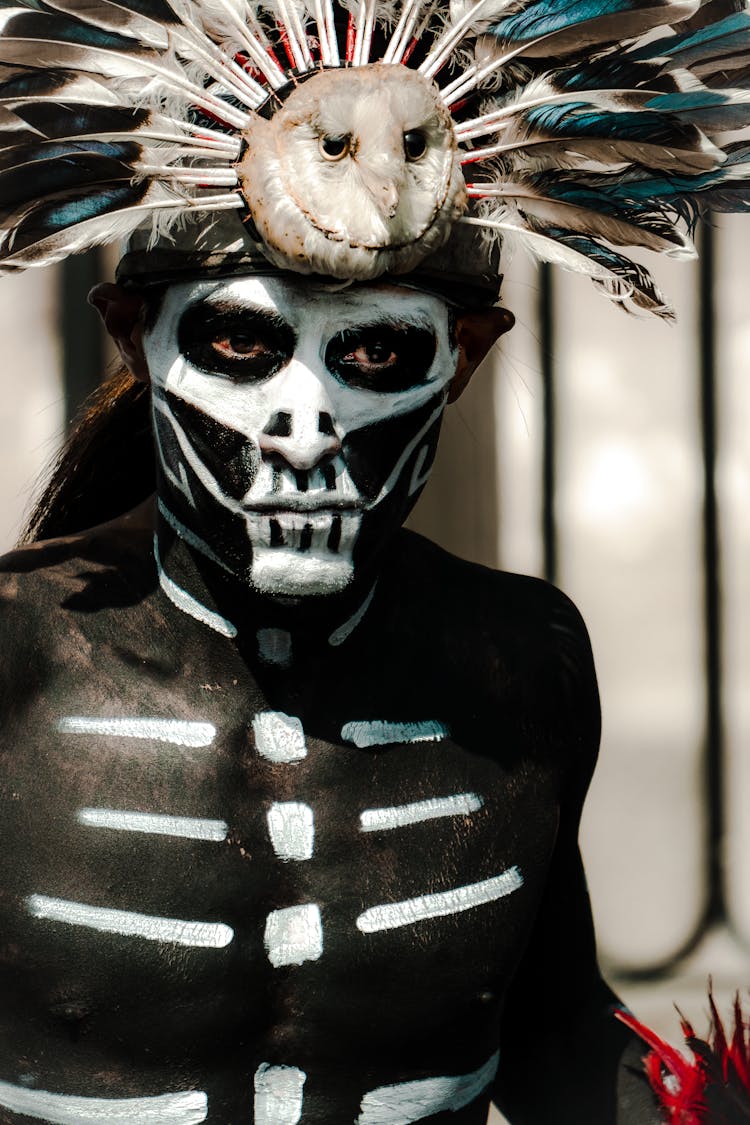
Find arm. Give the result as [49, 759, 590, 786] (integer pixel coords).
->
[492, 590, 661, 1125]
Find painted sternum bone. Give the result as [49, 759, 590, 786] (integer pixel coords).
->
[237, 66, 467, 279]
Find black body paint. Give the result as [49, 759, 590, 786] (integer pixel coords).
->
[0, 516, 659, 1123]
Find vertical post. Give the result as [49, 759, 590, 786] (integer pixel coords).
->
[539, 262, 557, 585]
[59, 250, 105, 429]
[699, 220, 725, 925]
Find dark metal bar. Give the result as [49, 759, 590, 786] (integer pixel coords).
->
[539, 261, 557, 585]
[698, 220, 725, 926]
[59, 250, 106, 429]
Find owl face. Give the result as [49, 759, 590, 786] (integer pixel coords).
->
[238, 65, 467, 280]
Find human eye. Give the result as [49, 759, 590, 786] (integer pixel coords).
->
[210, 333, 274, 363]
[325, 323, 437, 392]
[177, 304, 294, 382]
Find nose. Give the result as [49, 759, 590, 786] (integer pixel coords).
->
[259, 408, 341, 471]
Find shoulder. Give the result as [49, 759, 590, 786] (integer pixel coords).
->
[0, 508, 155, 666]
[394, 529, 595, 670]
[389, 531, 600, 765]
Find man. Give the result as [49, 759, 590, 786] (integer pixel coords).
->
[0, 267, 659, 1124]
[0, 0, 748, 1120]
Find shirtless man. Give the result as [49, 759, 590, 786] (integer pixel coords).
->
[0, 270, 657, 1123]
[0, 0, 745, 1115]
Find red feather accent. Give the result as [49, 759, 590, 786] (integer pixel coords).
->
[616, 988, 750, 1124]
[346, 13, 355, 62]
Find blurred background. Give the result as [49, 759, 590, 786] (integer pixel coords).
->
[1, 216, 749, 1116]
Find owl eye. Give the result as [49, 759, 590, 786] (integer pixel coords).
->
[404, 130, 427, 161]
[319, 134, 351, 161]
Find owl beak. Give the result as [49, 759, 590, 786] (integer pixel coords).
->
[360, 169, 401, 219]
[377, 182, 400, 219]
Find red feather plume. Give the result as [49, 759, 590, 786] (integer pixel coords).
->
[616, 988, 750, 1124]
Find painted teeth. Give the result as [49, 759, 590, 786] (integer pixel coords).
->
[247, 512, 362, 553]
[244, 512, 273, 548]
[338, 512, 361, 553]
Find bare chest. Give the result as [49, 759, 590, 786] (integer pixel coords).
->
[0, 627, 560, 1122]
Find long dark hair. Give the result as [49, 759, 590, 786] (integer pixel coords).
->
[22, 365, 155, 543]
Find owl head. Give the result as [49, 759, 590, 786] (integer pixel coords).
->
[237, 65, 468, 280]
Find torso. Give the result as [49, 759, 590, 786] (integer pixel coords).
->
[0, 522, 592, 1124]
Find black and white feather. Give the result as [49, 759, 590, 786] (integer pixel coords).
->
[0, 0, 749, 312]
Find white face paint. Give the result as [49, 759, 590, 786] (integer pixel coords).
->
[143, 276, 458, 597]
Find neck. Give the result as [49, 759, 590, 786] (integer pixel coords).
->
[154, 501, 380, 666]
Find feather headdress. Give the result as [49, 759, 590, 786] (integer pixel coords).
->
[1, 0, 750, 312]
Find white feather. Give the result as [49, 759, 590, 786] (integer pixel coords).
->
[419, 0, 521, 79]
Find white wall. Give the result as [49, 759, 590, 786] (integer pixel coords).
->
[0, 267, 64, 550]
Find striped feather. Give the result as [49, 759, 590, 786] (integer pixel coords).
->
[0, 179, 153, 264]
[0, 148, 142, 209]
[40, 0, 171, 46]
[468, 170, 694, 254]
[646, 87, 750, 130]
[635, 10, 750, 70]
[462, 212, 674, 315]
[465, 97, 725, 173]
[489, 0, 701, 58]
[0, 68, 122, 107]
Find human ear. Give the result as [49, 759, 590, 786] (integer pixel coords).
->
[88, 282, 150, 383]
[448, 306, 514, 403]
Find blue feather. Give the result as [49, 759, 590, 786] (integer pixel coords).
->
[33, 185, 142, 227]
[525, 101, 707, 148]
[557, 50, 664, 91]
[1, 182, 149, 259]
[0, 138, 140, 173]
[537, 224, 673, 315]
[646, 89, 750, 130]
[492, 0, 674, 45]
[534, 173, 683, 240]
[4, 9, 143, 53]
[611, 162, 743, 198]
[0, 151, 137, 208]
[570, 149, 750, 225]
[634, 11, 750, 67]
[12, 102, 149, 139]
[0, 68, 78, 101]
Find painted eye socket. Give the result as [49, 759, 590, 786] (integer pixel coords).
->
[325, 324, 437, 393]
[211, 335, 274, 362]
[178, 305, 295, 382]
[319, 134, 350, 161]
[353, 340, 397, 366]
[403, 130, 427, 161]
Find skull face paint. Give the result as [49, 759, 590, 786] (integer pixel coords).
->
[143, 276, 458, 597]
